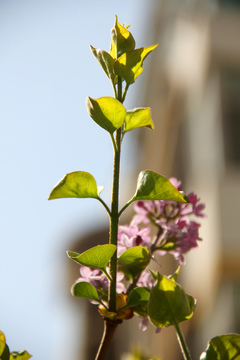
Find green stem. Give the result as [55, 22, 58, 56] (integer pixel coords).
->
[108, 76, 123, 312]
[174, 320, 192, 360]
[122, 83, 129, 103]
[119, 198, 134, 217]
[97, 198, 111, 217]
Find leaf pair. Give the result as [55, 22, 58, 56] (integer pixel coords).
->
[86, 96, 154, 135]
[48, 170, 188, 212]
[68, 244, 151, 303]
[68, 244, 116, 303]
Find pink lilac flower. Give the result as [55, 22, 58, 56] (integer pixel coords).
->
[77, 266, 126, 295]
[117, 223, 151, 256]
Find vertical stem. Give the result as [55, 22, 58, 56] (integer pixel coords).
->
[174, 320, 192, 360]
[108, 127, 121, 311]
[94, 318, 120, 360]
[108, 75, 123, 312]
[95, 76, 123, 360]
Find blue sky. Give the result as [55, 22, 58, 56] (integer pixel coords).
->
[0, 1, 152, 359]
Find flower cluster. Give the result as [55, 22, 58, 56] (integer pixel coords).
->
[75, 178, 205, 328]
[118, 177, 205, 265]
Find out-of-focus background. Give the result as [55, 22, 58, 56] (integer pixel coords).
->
[1, 1, 240, 360]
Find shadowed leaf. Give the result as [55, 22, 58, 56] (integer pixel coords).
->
[149, 273, 196, 328]
[118, 246, 150, 280]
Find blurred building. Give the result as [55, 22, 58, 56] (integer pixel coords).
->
[136, 0, 240, 358]
[68, 1, 240, 359]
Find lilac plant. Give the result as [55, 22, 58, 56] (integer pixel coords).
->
[0, 14, 228, 360]
[46, 16, 240, 360]
[1, 15, 239, 360]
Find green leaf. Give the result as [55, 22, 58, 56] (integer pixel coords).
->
[48, 171, 102, 200]
[132, 170, 187, 202]
[0, 333, 6, 345]
[124, 108, 154, 132]
[200, 334, 240, 360]
[148, 273, 196, 328]
[114, 44, 158, 85]
[10, 351, 32, 360]
[128, 287, 150, 307]
[71, 281, 100, 301]
[67, 244, 116, 272]
[86, 96, 126, 134]
[90, 46, 116, 84]
[118, 246, 150, 280]
[110, 15, 135, 58]
[0, 341, 9, 360]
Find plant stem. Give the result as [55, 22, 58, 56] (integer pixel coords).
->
[95, 76, 123, 360]
[174, 320, 192, 360]
[94, 318, 121, 360]
[108, 130, 121, 311]
[108, 76, 123, 312]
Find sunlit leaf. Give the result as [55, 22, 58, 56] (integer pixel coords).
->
[132, 170, 187, 202]
[67, 244, 116, 272]
[118, 246, 150, 280]
[10, 351, 32, 360]
[90, 46, 116, 84]
[124, 107, 154, 132]
[48, 171, 101, 200]
[114, 44, 158, 85]
[71, 281, 99, 301]
[200, 334, 240, 360]
[86, 96, 126, 134]
[148, 273, 196, 328]
[110, 15, 135, 59]
[0, 333, 5, 345]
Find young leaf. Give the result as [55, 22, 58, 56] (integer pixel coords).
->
[124, 107, 154, 133]
[67, 244, 116, 272]
[71, 281, 99, 302]
[148, 273, 196, 328]
[114, 45, 158, 85]
[118, 246, 150, 280]
[10, 351, 32, 360]
[86, 96, 126, 134]
[110, 15, 135, 59]
[48, 171, 101, 200]
[200, 334, 240, 360]
[90, 46, 116, 84]
[132, 170, 187, 202]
